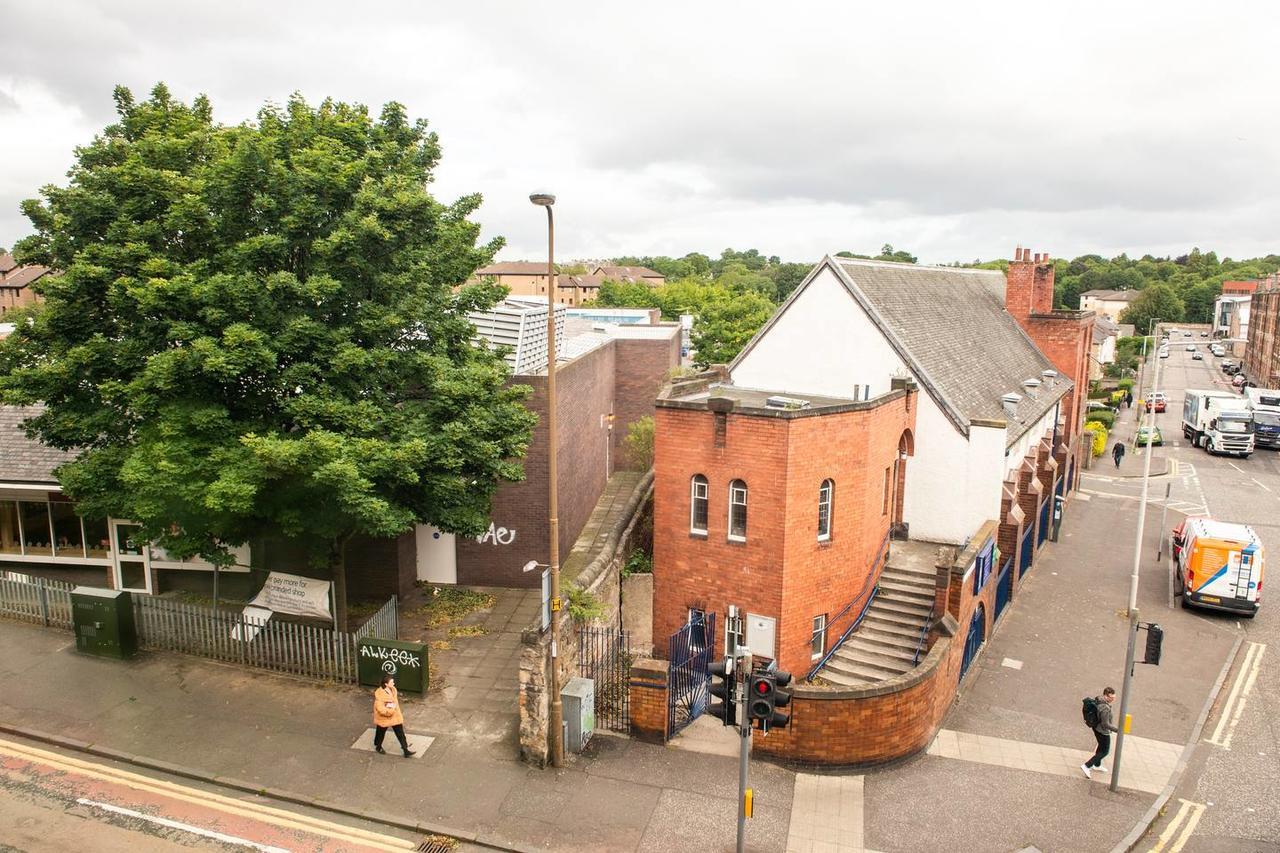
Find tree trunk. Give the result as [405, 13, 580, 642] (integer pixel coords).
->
[331, 537, 350, 633]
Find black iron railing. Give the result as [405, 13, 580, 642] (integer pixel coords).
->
[806, 531, 891, 681]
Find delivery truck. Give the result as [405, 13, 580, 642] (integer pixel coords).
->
[1171, 517, 1264, 617]
[1242, 387, 1280, 449]
[1182, 389, 1254, 456]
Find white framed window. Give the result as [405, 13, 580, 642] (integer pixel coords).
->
[690, 474, 709, 534]
[818, 479, 833, 541]
[811, 614, 827, 659]
[728, 479, 748, 541]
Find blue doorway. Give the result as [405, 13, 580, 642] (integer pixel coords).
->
[959, 603, 986, 681]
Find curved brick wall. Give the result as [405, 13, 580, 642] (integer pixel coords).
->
[752, 620, 964, 768]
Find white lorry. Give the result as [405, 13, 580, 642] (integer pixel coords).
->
[1182, 389, 1254, 457]
[1243, 388, 1280, 450]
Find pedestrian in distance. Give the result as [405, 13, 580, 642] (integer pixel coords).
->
[1081, 686, 1119, 778]
[1112, 441, 1126, 468]
[372, 673, 415, 757]
[1125, 390, 1133, 409]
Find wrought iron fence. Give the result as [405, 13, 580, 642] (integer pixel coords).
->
[577, 625, 633, 733]
[994, 556, 1014, 621]
[354, 595, 399, 641]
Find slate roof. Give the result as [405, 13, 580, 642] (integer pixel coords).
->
[1079, 288, 1140, 301]
[0, 405, 75, 485]
[593, 265, 663, 281]
[1092, 315, 1120, 344]
[0, 253, 52, 290]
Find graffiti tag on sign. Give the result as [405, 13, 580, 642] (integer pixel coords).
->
[476, 522, 516, 546]
[359, 644, 423, 668]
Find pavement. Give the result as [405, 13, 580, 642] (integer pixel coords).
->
[0, 361, 1260, 851]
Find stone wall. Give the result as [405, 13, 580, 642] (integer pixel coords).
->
[518, 471, 654, 766]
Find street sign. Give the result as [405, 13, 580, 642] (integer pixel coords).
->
[357, 637, 427, 694]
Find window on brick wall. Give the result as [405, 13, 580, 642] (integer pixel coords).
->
[883, 467, 891, 515]
[690, 475, 709, 534]
[728, 479, 748, 541]
[811, 614, 827, 659]
[817, 479, 833, 541]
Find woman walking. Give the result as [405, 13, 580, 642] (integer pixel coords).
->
[372, 673, 415, 757]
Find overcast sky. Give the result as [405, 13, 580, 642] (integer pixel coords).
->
[2, 1, 1277, 266]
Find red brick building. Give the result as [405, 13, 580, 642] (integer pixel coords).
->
[0, 253, 51, 318]
[1244, 273, 1280, 388]
[652, 376, 917, 676]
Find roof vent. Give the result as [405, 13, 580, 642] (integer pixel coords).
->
[1022, 378, 1042, 399]
[1042, 369, 1059, 381]
[1001, 393, 1022, 418]
[765, 395, 810, 410]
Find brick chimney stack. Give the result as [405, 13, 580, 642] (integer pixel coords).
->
[1005, 246, 1055, 319]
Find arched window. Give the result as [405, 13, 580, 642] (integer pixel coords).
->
[817, 479, 834, 541]
[690, 475, 709, 534]
[728, 479, 748, 541]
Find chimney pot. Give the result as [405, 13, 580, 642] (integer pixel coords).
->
[1014, 246, 1023, 262]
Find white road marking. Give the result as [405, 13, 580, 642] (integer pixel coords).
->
[1228, 461, 1243, 472]
[1252, 478, 1273, 493]
[1206, 642, 1266, 750]
[1149, 798, 1207, 853]
[76, 798, 290, 853]
[1001, 658, 1023, 670]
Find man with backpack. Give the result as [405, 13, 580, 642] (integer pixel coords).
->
[1081, 687, 1119, 777]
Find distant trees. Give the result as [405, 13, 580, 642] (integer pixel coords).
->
[1119, 284, 1186, 333]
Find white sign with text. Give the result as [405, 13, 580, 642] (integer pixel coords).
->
[248, 572, 333, 620]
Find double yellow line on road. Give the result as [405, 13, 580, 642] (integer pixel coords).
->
[0, 737, 417, 852]
[1149, 799, 1206, 852]
[1205, 641, 1266, 750]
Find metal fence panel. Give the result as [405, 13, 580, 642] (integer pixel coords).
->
[1019, 523, 1034, 575]
[666, 611, 716, 739]
[577, 626, 633, 733]
[994, 557, 1013, 621]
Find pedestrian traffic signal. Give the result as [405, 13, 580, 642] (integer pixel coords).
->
[749, 674, 774, 722]
[709, 658, 737, 726]
[1143, 623, 1163, 666]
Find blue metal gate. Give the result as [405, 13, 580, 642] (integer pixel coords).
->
[1018, 522, 1034, 575]
[994, 556, 1013, 621]
[959, 603, 986, 681]
[667, 611, 716, 738]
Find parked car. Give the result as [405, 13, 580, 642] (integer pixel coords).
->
[1192, 351, 1204, 360]
[1172, 517, 1263, 617]
[1233, 374, 1249, 389]
[1185, 344, 1196, 351]
[1086, 400, 1112, 413]
[1184, 331, 1193, 337]
[1160, 349, 1170, 359]
[1222, 360, 1240, 374]
[1201, 332, 1209, 337]
[1136, 425, 1164, 446]
[1146, 392, 1168, 413]
[1211, 345, 1225, 357]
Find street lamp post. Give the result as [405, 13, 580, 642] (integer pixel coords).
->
[530, 191, 564, 769]
[1110, 321, 1164, 792]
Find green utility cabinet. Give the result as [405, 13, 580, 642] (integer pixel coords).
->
[71, 587, 138, 659]
[356, 637, 427, 695]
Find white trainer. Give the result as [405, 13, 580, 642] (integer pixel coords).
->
[1081, 763, 1092, 778]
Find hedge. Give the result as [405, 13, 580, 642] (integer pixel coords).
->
[1085, 409, 1116, 430]
[1084, 423, 1108, 457]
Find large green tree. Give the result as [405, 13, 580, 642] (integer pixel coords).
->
[1119, 283, 1186, 333]
[0, 84, 535, 626]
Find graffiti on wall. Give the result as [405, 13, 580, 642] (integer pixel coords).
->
[476, 522, 516, 546]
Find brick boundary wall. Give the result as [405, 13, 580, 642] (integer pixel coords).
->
[518, 471, 653, 767]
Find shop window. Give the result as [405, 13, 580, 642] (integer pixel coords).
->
[19, 502, 52, 556]
[0, 501, 20, 555]
[83, 516, 110, 558]
[50, 502, 85, 558]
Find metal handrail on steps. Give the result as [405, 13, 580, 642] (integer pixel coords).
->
[806, 531, 891, 681]
[911, 602, 935, 666]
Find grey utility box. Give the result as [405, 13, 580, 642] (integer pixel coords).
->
[71, 587, 138, 660]
[562, 676, 596, 753]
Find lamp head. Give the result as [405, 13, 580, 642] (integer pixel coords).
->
[522, 560, 540, 573]
[529, 192, 556, 207]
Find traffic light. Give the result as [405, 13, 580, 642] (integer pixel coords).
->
[1143, 623, 1163, 666]
[770, 669, 792, 730]
[709, 657, 737, 726]
[748, 673, 774, 723]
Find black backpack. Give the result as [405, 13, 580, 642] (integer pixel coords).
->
[1082, 697, 1100, 728]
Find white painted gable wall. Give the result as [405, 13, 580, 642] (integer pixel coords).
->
[731, 263, 1010, 546]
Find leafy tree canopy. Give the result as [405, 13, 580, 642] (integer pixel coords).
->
[1118, 283, 1186, 334]
[0, 84, 535, 622]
